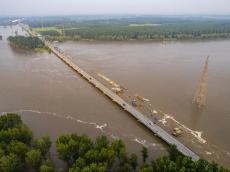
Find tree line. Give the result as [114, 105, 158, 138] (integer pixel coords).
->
[27, 16, 230, 41]
[0, 113, 229, 172]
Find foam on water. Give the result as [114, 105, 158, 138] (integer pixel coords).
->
[205, 151, 213, 155]
[1, 109, 163, 150]
[155, 109, 207, 144]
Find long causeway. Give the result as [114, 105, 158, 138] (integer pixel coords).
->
[22, 24, 200, 161]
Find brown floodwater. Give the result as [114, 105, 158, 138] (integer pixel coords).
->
[1, 25, 230, 167]
[0, 26, 167, 168]
[57, 39, 230, 166]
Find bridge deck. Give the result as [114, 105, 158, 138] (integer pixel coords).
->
[23, 24, 199, 161]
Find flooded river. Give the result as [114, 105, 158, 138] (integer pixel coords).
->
[0, 26, 166, 167]
[1, 26, 230, 167]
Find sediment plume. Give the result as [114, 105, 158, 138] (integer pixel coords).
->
[193, 56, 209, 108]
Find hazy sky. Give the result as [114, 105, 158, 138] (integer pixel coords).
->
[1, 0, 230, 16]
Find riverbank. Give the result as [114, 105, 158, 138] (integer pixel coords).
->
[42, 34, 230, 42]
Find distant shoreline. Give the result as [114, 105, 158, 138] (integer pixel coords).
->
[46, 36, 230, 43]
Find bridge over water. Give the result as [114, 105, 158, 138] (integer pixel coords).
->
[21, 24, 199, 161]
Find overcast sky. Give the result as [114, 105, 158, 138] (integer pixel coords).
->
[1, 0, 230, 16]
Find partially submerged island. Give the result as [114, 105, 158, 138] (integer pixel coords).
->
[8, 35, 49, 52]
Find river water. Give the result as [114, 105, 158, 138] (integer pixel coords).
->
[0, 26, 230, 167]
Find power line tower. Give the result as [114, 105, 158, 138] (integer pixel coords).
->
[193, 56, 209, 108]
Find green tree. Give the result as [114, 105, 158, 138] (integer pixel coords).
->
[8, 140, 28, 159]
[40, 160, 54, 172]
[73, 157, 86, 169]
[56, 135, 80, 165]
[32, 136, 52, 156]
[129, 153, 138, 171]
[26, 149, 42, 169]
[111, 139, 125, 156]
[0, 113, 22, 130]
[0, 153, 23, 172]
[141, 147, 148, 163]
[140, 164, 153, 172]
[40, 164, 54, 172]
[95, 136, 109, 150]
[169, 144, 180, 161]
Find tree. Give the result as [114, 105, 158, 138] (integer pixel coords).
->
[195, 159, 209, 171]
[0, 113, 22, 130]
[73, 157, 86, 169]
[0, 148, 4, 157]
[0, 113, 53, 172]
[118, 163, 133, 172]
[0, 153, 23, 172]
[129, 153, 138, 171]
[56, 135, 80, 166]
[26, 149, 42, 169]
[8, 36, 45, 49]
[40, 164, 54, 172]
[140, 164, 153, 172]
[0, 125, 32, 145]
[141, 147, 148, 163]
[32, 136, 52, 156]
[169, 144, 180, 161]
[8, 140, 28, 159]
[40, 160, 54, 172]
[111, 139, 125, 156]
[207, 161, 219, 172]
[95, 136, 109, 150]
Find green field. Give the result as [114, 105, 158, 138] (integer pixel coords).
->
[32, 27, 62, 33]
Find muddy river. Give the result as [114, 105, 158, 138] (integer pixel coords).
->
[0, 25, 230, 167]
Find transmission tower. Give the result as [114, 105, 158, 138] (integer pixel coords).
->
[193, 56, 209, 108]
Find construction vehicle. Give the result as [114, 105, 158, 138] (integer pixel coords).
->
[111, 87, 123, 94]
[131, 100, 138, 107]
[172, 127, 183, 137]
[135, 94, 150, 102]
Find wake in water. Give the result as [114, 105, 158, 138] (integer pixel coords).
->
[1, 109, 162, 150]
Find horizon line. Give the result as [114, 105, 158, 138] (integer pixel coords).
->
[1, 13, 230, 18]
